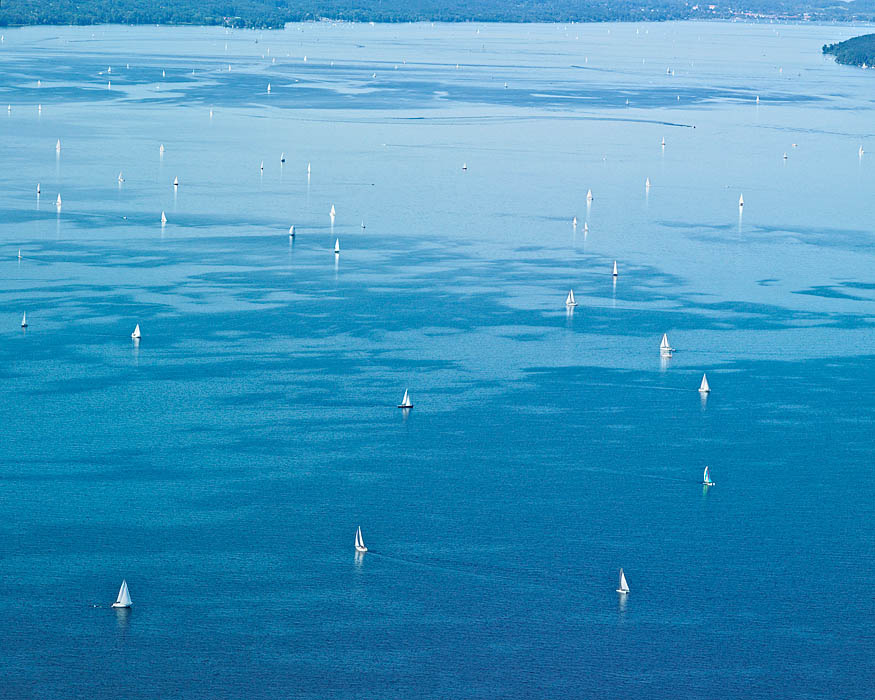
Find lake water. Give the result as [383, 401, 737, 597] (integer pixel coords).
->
[0, 20, 873, 699]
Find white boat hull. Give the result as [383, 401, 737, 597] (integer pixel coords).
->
[355, 545, 368, 553]
[398, 405, 413, 409]
[111, 602, 131, 608]
[616, 589, 629, 594]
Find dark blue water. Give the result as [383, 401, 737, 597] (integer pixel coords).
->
[0, 21, 873, 699]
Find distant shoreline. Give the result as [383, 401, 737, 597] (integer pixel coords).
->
[823, 33, 875, 67]
[3, 1, 875, 31]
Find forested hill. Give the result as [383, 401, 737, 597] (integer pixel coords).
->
[823, 34, 875, 67]
[3, 0, 875, 29]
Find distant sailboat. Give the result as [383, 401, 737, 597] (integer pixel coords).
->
[702, 465, 715, 486]
[355, 526, 368, 553]
[118, 171, 124, 183]
[55, 139, 61, 152]
[112, 579, 132, 608]
[334, 238, 340, 254]
[307, 162, 311, 175]
[645, 177, 651, 188]
[572, 216, 578, 227]
[131, 324, 141, 339]
[37, 183, 40, 195]
[361, 221, 366, 229]
[260, 160, 264, 172]
[159, 144, 165, 154]
[586, 189, 593, 202]
[783, 152, 788, 160]
[398, 389, 413, 408]
[565, 289, 577, 307]
[698, 373, 710, 393]
[289, 225, 295, 238]
[267, 82, 271, 93]
[161, 211, 167, 224]
[280, 152, 285, 163]
[738, 194, 744, 208]
[661, 136, 666, 147]
[616, 568, 630, 594]
[859, 145, 864, 157]
[173, 176, 178, 187]
[660, 333, 673, 357]
[21, 312, 27, 328]
[55, 194, 62, 208]
[612, 260, 618, 277]
[18, 249, 22, 260]
[584, 222, 589, 235]
[462, 163, 467, 171]
[330, 204, 336, 218]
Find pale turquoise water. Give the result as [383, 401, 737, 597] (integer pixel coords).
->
[0, 21, 873, 699]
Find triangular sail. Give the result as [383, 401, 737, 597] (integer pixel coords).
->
[334, 239, 340, 254]
[699, 373, 710, 393]
[116, 580, 132, 606]
[356, 527, 364, 549]
[402, 389, 409, 406]
[612, 260, 618, 277]
[660, 333, 669, 349]
[618, 568, 629, 593]
[132, 324, 140, 339]
[21, 312, 26, 326]
[566, 289, 576, 306]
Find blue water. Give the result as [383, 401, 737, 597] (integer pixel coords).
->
[0, 21, 873, 699]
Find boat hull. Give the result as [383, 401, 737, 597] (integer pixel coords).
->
[111, 602, 131, 608]
[355, 546, 368, 553]
[703, 481, 715, 486]
[398, 405, 413, 409]
[616, 589, 629, 594]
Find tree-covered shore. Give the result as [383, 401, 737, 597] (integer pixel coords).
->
[3, 0, 875, 30]
[823, 34, 875, 67]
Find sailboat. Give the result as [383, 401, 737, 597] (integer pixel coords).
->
[661, 136, 666, 147]
[112, 579, 132, 608]
[289, 225, 295, 238]
[21, 312, 27, 328]
[55, 139, 61, 152]
[118, 171, 124, 183]
[738, 194, 744, 208]
[131, 324, 141, 339]
[645, 177, 651, 188]
[398, 389, 413, 408]
[565, 289, 577, 307]
[612, 260, 618, 277]
[37, 183, 40, 195]
[355, 526, 368, 553]
[334, 239, 340, 254]
[161, 211, 167, 224]
[616, 568, 630, 594]
[462, 163, 467, 171]
[307, 162, 311, 175]
[159, 144, 165, 154]
[584, 222, 588, 235]
[361, 221, 366, 229]
[55, 194, 62, 208]
[260, 161, 264, 172]
[267, 82, 271, 94]
[173, 176, 178, 187]
[330, 204, 336, 218]
[586, 189, 593, 202]
[859, 145, 864, 157]
[280, 152, 286, 163]
[698, 373, 710, 393]
[702, 465, 715, 486]
[18, 249, 22, 260]
[572, 216, 577, 227]
[660, 333, 673, 357]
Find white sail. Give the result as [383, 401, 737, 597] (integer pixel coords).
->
[699, 373, 710, 393]
[280, 152, 285, 163]
[462, 163, 467, 170]
[399, 389, 412, 407]
[584, 222, 588, 234]
[37, 183, 40, 195]
[617, 568, 629, 593]
[118, 171, 124, 183]
[289, 225, 295, 237]
[330, 204, 336, 218]
[159, 144, 165, 154]
[307, 162, 311, 175]
[612, 260, 618, 277]
[56, 139, 61, 152]
[131, 324, 140, 339]
[267, 82, 271, 93]
[586, 189, 593, 201]
[21, 312, 27, 327]
[18, 249, 22, 260]
[161, 211, 167, 224]
[645, 177, 650, 188]
[738, 194, 744, 207]
[113, 579, 132, 607]
[56, 194, 62, 207]
[173, 176, 178, 187]
[260, 160, 264, 171]
[661, 136, 666, 146]
[334, 239, 340, 254]
[355, 526, 368, 552]
[572, 216, 577, 227]
[660, 333, 672, 357]
[565, 289, 577, 307]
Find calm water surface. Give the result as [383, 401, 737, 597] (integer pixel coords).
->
[0, 21, 873, 699]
